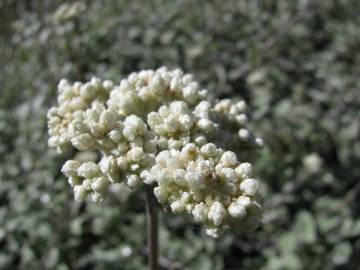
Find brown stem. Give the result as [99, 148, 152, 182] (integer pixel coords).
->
[145, 185, 159, 270]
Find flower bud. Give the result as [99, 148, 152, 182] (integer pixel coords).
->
[235, 162, 253, 179]
[220, 151, 238, 168]
[126, 174, 141, 189]
[61, 160, 81, 177]
[71, 133, 96, 150]
[208, 202, 227, 226]
[192, 203, 208, 222]
[77, 162, 101, 178]
[74, 185, 87, 201]
[239, 178, 260, 196]
[228, 202, 247, 219]
[91, 177, 109, 193]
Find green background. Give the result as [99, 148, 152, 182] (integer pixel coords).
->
[1, 0, 359, 269]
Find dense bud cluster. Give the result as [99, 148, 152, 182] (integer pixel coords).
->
[48, 67, 263, 237]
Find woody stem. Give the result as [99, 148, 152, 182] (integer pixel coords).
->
[145, 185, 159, 270]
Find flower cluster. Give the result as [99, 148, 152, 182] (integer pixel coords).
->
[150, 144, 263, 237]
[48, 67, 263, 237]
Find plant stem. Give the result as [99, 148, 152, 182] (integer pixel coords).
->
[145, 185, 159, 270]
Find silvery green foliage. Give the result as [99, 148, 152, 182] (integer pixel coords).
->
[2, 0, 360, 269]
[47, 68, 263, 237]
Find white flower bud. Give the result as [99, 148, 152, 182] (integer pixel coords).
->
[123, 115, 146, 140]
[158, 105, 170, 118]
[90, 123, 106, 138]
[58, 79, 68, 90]
[127, 147, 145, 163]
[80, 83, 97, 100]
[99, 155, 119, 182]
[103, 80, 114, 90]
[255, 137, 264, 148]
[77, 162, 101, 178]
[90, 77, 102, 88]
[150, 74, 166, 94]
[193, 134, 207, 146]
[220, 151, 238, 167]
[48, 136, 60, 147]
[236, 196, 252, 207]
[99, 110, 117, 131]
[173, 169, 187, 186]
[180, 143, 197, 161]
[208, 202, 227, 226]
[153, 186, 169, 203]
[235, 163, 253, 179]
[116, 156, 128, 171]
[126, 174, 141, 189]
[74, 185, 87, 201]
[239, 178, 260, 196]
[178, 114, 193, 131]
[99, 156, 115, 174]
[236, 100, 247, 113]
[71, 133, 96, 150]
[183, 85, 198, 101]
[170, 76, 180, 91]
[108, 130, 123, 143]
[228, 202, 247, 219]
[70, 120, 89, 135]
[70, 97, 87, 111]
[170, 101, 188, 115]
[147, 112, 162, 129]
[170, 200, 185, 214]
[168, 139, 183, 150]
[61, 160, 81, 177]
[157, 136, 168, 150]
[238, 128, 250, 140]
[221, 167, 237, 182]
[200, 143, 217, 157]
[82, 179, 92, 191]
[196, 119, 215, 133]
[140, 170, 155, 184]
[195, 101, 211, 113]
[91, 176, 109, 193]
[156, 151, 171, 168]
[192, 203, 208, 222]
[236, 114, 248, 125]
[185, 171, 206, 189]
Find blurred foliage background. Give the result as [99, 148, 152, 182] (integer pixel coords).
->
[1, 0, 360, 269]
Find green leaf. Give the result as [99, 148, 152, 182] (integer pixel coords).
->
[294, 210, 316, 244]
[332, 242, 352, 265]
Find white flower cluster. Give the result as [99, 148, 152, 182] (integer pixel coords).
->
[48, 67, 263, 237]
[150, 145, 263, 237]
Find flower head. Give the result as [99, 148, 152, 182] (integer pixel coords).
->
[48, 67, 263, 237]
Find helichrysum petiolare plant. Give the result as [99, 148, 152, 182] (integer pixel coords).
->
[47, 67, 264, 237]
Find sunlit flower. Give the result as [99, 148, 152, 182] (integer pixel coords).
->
[48, 67, 263, 237]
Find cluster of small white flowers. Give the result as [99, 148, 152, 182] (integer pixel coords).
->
[48, 67, 263, 237]
[47, 77, 112, 153]
[150, 144, 263, 237]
